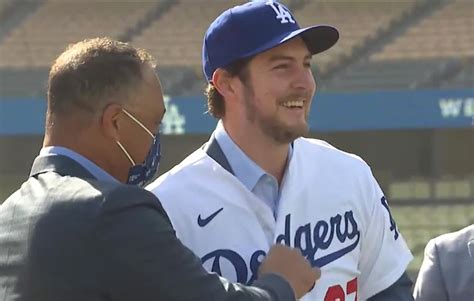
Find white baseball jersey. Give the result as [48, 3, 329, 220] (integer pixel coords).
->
[147, 137, 412, 300]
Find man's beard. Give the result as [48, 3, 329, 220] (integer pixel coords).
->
[243, 85, 310, 144]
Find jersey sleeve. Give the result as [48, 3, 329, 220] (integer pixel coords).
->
[358, 166, 413, 300]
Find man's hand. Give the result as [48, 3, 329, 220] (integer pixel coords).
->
[259, 244, 321, 299]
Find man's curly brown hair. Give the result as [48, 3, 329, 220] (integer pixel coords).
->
[205, 56, 253, 119]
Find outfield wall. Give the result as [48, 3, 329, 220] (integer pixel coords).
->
[1, 89, 472, 135]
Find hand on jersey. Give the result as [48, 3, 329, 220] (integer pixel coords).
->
[258, 244, 321, 299]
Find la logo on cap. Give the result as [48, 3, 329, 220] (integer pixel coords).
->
[266, 1, 295, 24]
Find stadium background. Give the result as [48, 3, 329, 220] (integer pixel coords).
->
[0, 0, 472, 281]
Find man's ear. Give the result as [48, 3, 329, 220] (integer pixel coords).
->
[212, 68, 238, 101]
[101, 103, 123, 141]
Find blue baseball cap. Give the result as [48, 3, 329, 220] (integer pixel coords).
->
[202, 1, 339, 82]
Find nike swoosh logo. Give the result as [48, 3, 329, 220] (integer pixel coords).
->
[198, 208, 224, 227]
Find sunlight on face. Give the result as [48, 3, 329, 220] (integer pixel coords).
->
[238, 37, 316, 144]
[120, 66, 165, 164]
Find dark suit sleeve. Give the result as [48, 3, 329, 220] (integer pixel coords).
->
[368, 272, 414, 301]
[94, 195, 295, 301]
[413, 239, 448, 301]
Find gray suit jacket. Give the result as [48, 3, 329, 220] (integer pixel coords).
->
[0, 154, 294, 301]
[413, 225, 474, 301]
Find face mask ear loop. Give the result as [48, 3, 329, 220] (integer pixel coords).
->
[122, 108, 155, 138]
[116, 140, 136, 165]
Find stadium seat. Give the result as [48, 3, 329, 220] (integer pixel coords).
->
[132, 0, 244, 68]
[0, 0, 158, 68]
[389, 180, 414, 200]
[293, 1, 416, 73]
[372, 0, 474, 61]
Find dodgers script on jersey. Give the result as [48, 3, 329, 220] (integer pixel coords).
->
[147, 137, 413, 300]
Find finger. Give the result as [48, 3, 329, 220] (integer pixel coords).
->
[308, 281, 315, 293]
[313, 267, 322, 280]
[271, 243, 286, 253]
[306, 268, 320, 293]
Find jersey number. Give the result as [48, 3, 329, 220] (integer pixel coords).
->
[324, 277, 358, 301]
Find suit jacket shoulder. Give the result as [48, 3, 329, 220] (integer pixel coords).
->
[433, 225, 474, 255]
[0, 155, 171, 300]
[414, 225, 474, 301]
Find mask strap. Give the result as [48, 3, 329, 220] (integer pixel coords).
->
[122, 108, 155, 138]
[116, 140, 136, 165]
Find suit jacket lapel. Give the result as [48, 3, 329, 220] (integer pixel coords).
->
[29, 155, 97, 181]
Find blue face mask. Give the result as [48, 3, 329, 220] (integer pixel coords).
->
[116, 109, 161, 187]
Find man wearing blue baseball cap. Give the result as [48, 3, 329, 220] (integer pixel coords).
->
[148, 1, 414, 300]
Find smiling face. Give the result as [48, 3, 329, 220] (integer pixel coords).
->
[232, 37, 316, 144]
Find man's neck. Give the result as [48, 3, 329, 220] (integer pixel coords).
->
[43, 128, 123, 182]
[223, 121, 289, 184]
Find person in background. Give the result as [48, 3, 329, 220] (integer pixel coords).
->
[414, 225, 474, 301]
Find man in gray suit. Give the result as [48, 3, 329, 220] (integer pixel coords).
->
[0, 37, 319, 301]
[414, 225, 474, 301]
